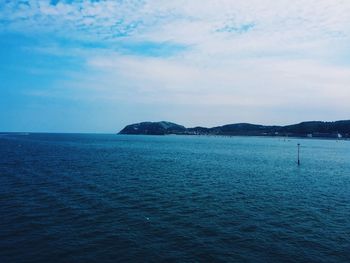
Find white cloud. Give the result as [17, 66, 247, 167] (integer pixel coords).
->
[2, 0, 350, 125]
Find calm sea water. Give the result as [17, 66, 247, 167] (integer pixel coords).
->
[0, 133, 350, 263]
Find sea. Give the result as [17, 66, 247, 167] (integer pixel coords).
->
[0, 133, 349, 263]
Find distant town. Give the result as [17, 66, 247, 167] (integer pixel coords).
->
[119, 120, 350, 139]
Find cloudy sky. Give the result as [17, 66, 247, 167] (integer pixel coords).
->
[1, 0, 350, 132]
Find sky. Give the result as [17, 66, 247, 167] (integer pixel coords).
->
[1, 0, 350, 133]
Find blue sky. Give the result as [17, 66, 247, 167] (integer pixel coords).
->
[1, 0, 350, 132]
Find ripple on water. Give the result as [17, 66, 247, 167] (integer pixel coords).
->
[0, 134, 350, 262]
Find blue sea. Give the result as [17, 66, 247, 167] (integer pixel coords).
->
[0, 133, 350, 262]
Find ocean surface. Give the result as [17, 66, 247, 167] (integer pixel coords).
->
[0, 133, 350, 263]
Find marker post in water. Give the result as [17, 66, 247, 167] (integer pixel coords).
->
[297, 143, 300, 166]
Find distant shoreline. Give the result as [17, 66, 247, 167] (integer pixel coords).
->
[118, 133, 350, 141]
[119, 120, 350, 139]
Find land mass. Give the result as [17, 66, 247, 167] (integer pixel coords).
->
[119, 120, 350, 138]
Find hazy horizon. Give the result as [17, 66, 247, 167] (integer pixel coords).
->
[1, 1, 350, 133]
[2, 118, 350, 134]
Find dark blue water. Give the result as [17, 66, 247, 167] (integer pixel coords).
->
[0, 133, 350, 262]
